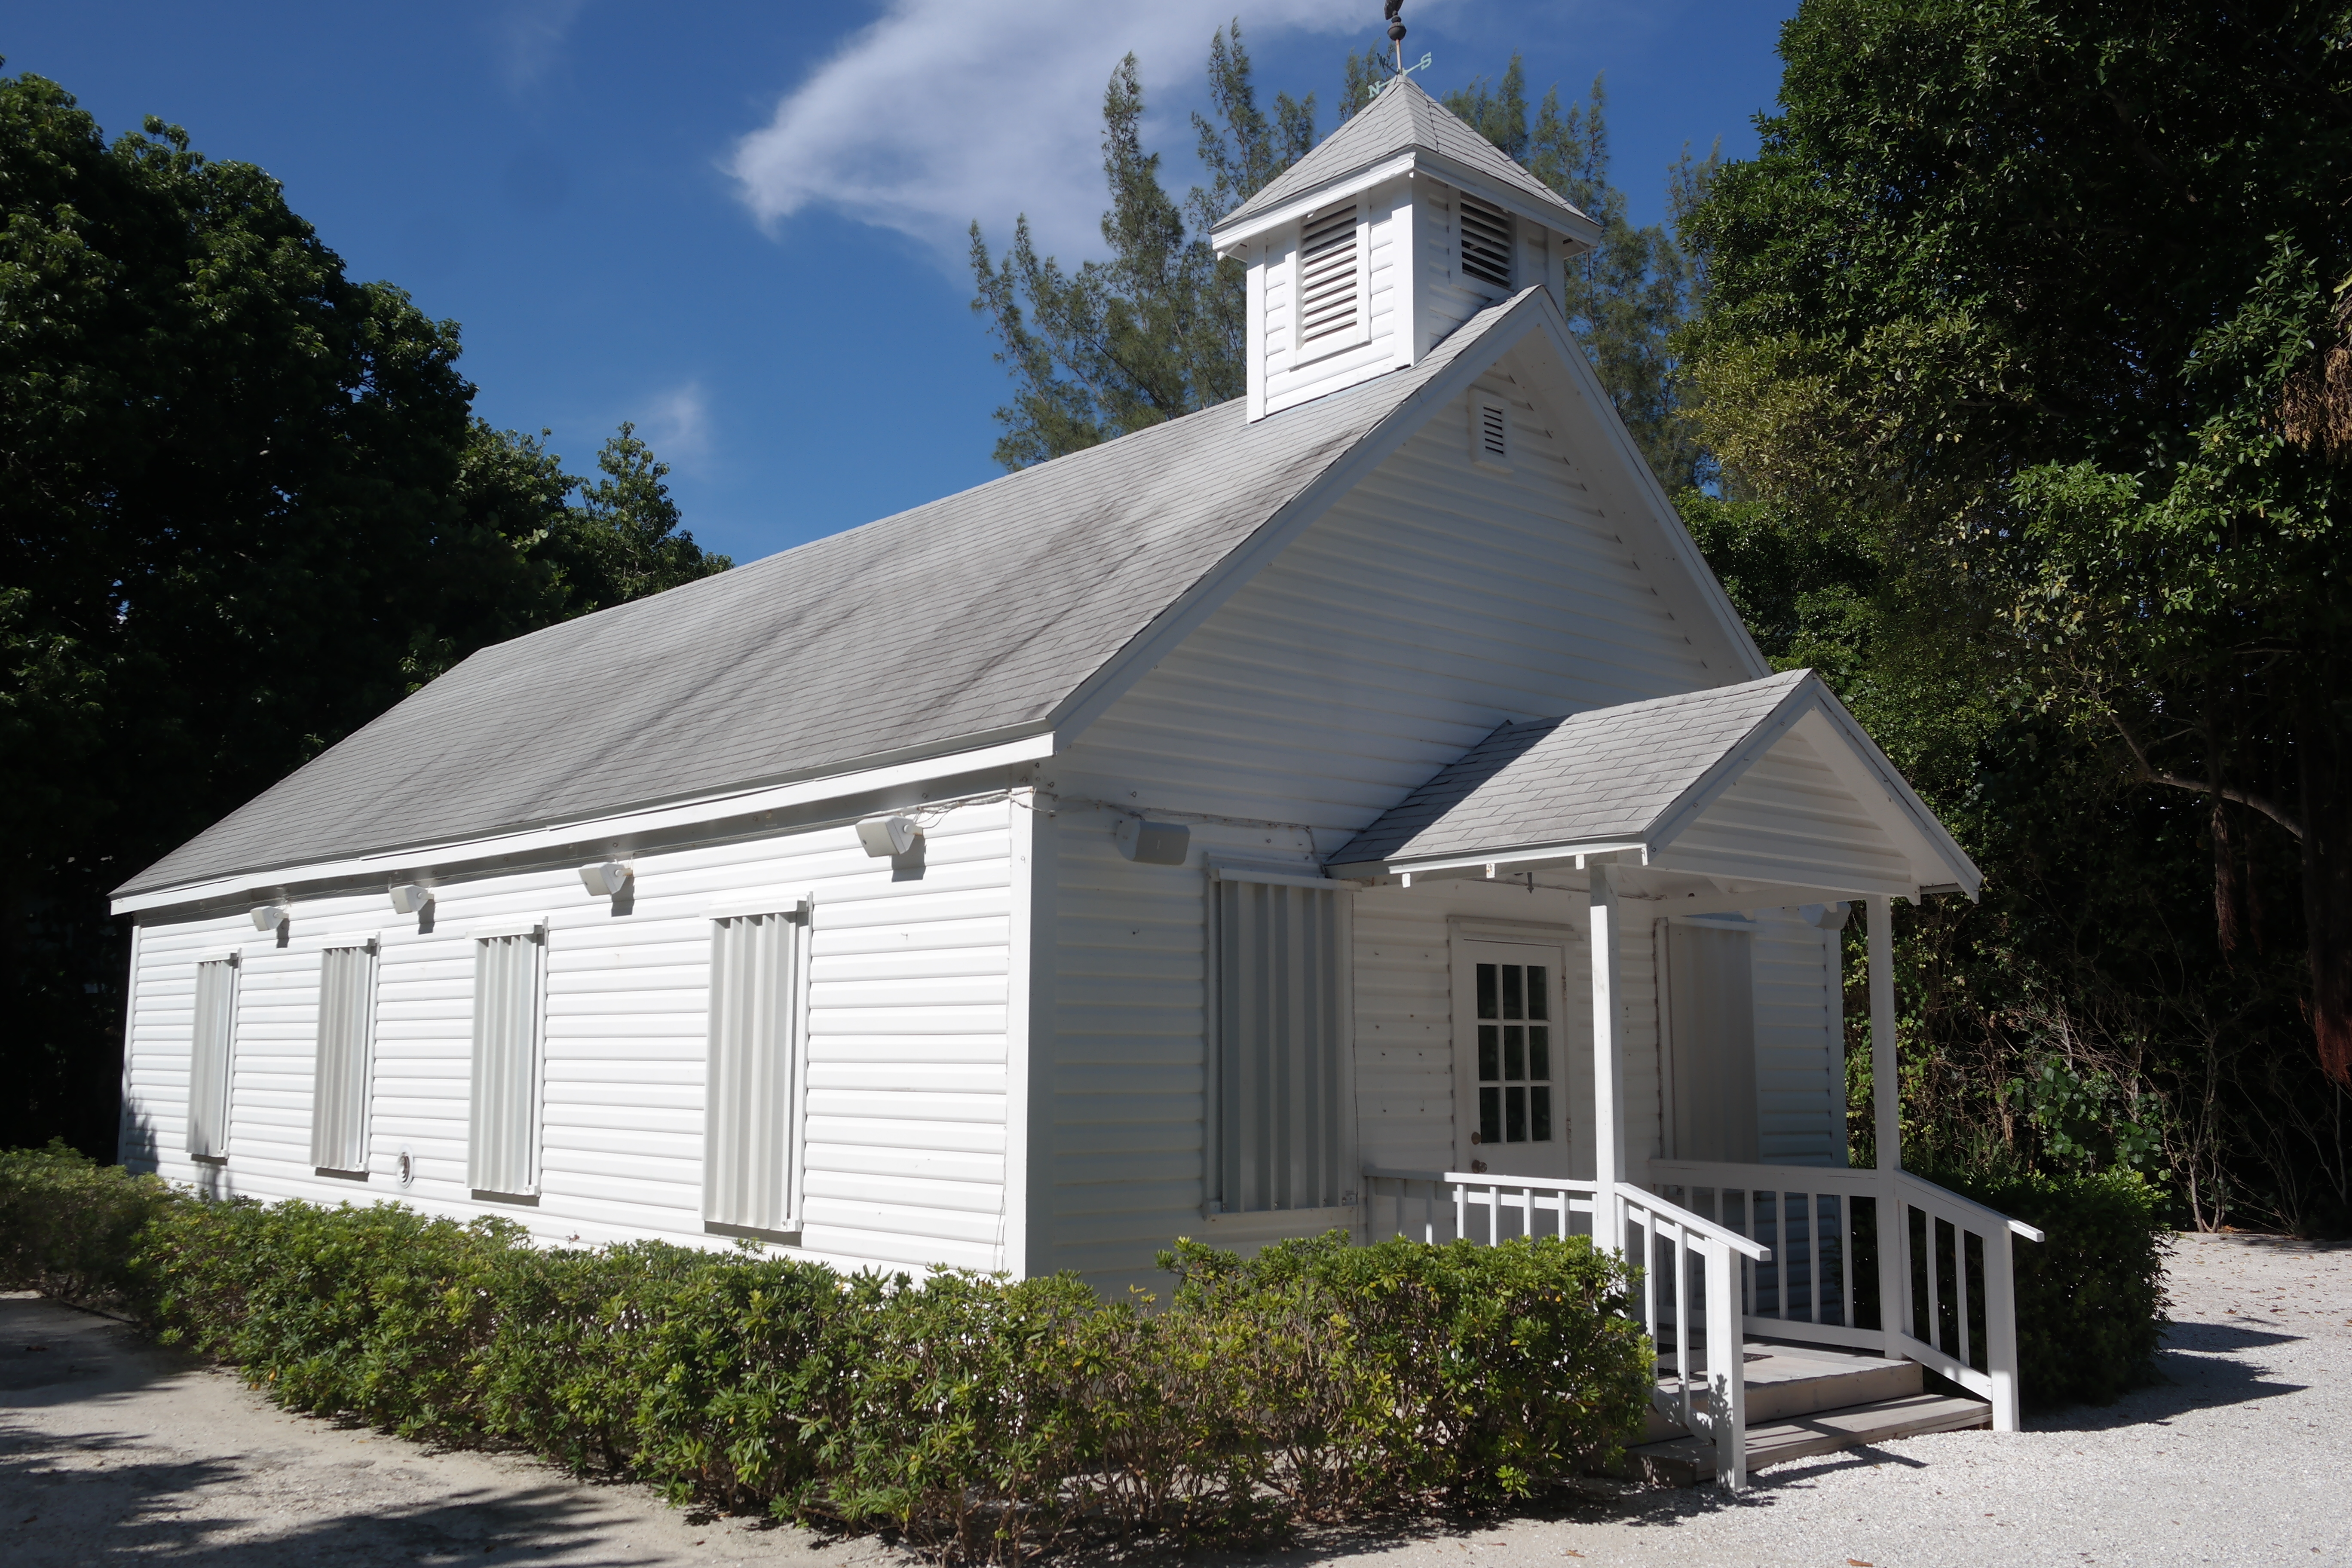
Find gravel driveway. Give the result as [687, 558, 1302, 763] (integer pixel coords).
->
[3, 1231, 2345, 1567]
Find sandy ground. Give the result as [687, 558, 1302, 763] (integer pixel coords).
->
[3, 1231, 2346, 1566]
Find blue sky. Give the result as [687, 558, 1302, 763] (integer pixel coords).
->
[6, 2, 1795, 567]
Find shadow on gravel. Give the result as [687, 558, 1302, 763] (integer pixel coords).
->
[2026, 1314, 2309, 1434]
[0, 1426, 660, 1566]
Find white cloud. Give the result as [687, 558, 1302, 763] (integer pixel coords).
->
[727, 0, 1429, 265]
[498, 0, 588, 92]
[639, 382, 712, 472]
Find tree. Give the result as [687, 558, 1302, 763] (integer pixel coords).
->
[1679, 0, 2352, 1225]
[540, 423, 729, 614]
[0, 65, 723, 1155]
[968, 24, 1313, 469]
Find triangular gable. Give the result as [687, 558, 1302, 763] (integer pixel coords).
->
[1326, 670, 1979, 899]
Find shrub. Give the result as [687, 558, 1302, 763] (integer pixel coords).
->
[1935, 1165, 2170, 1408]
[0, 1147, 1655, 1562]
[0, 1139, 179, 1305]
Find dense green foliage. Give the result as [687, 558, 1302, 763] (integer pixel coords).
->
[1931, 1166, 2171, 1408]
[0, 64, 724, 1156]
[0, 1149, 1651, 1561]
[1679, 2, 2352, 1230]
[971, 30, 1711, 482]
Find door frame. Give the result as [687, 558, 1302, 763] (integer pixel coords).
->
[1446, 917, 1581, 1177]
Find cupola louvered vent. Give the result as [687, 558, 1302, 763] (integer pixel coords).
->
[1297, 205, 1360, 348]
[1458, 194, 1513, 290]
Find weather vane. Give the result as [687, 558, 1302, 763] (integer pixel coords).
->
[1376, 2, 1431, 94]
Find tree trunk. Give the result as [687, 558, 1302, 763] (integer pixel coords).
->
[2303, 710, 2352, 1087]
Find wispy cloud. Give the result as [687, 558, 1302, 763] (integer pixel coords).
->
[727, 0, 1426, 266]
[498, 0, 589, 92]
[639, 381, 713, 472]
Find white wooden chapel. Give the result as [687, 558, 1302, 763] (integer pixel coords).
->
[112, 70, 2036, 1482]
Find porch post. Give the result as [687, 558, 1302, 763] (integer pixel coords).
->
[1868, 894, 1908, 1354]
[1589, 864, 1628, 1254]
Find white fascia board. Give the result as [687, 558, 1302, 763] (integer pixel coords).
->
[1789, 702, 1984, 895]
[111, 732, 1059, 917]
[1211, 151, 1599, 256]
[1046, 292, 1558, 749]
[1506, 301, 1771, 683]
[1328, 838, 1651, 880]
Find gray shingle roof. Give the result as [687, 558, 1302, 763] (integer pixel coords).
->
[1215, 76, 1589, 236]
[119, 295, 1531, 900]
[1327, 670, 1817, 869]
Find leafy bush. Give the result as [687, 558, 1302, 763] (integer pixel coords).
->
[1930, 1165, 2170, 1408]
[0, 1146, 1652, 1561]
[0, 1139, 179, 1304]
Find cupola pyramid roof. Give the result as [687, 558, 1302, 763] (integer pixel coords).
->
[1213, 74, 1592, 241]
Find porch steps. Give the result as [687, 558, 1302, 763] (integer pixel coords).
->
[1625, 1341, 1991, 1486]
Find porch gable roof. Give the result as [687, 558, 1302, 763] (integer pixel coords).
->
[1324, 670, 1980, 896]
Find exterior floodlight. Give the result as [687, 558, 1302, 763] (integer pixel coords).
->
[857, 815, 921, 858]
[579, 861, 634, 898]
[388, 884, 433, 916]
[1804, 901, 1853, 931]
[249, 903, 289, 932]
[1114, 818, 1190, 866]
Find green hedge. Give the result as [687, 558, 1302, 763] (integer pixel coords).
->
[0, 1148, 1651, 1560]
[1933, 1165, 2171, 1409]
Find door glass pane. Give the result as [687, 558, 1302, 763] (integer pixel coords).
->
[1471, 959, 1556, 1146]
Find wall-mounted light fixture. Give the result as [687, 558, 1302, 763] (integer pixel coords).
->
[856, 815, 921, 858]
[1804, 901, 1853, 931]
[1114, 818, 1190, 866]
[579, 861, 634, 898]
[249, 903, 289, 932]
[388, 884, 433, 916]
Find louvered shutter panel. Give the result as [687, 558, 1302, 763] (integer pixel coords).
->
[468, 931, 544, 1194]
[310, 943, 377, 1172]
[1458, 194, 1513, 289]
[1208, 878, 1355, 1213]
[1296, 205, 1361, 349]
[704, 910, 804, 1231]
[187, 958, 239, 1158]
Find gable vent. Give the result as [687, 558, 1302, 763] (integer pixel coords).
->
[1459, 194, 1513, 290]
[1297, 205, 1360, 347]
[1480, 401, 1509, 460]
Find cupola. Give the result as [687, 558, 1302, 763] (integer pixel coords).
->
[1210, 75, 1600, 421]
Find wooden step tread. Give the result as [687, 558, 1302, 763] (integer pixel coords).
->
[1625, 1391, 1991, 1485]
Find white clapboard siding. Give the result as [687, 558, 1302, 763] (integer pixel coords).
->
[309, 942, 377, 1172]
[1043, 364, 1703, 1285]
[1750, 906, 1847, 1166]
[1657, 729, 1917, 897]
[121, 798, 1014, 1277]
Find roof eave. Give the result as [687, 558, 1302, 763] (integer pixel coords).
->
[1211, 148, 1599, 256]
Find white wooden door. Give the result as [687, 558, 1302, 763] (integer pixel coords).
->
[1452, 939, 1572, 1180]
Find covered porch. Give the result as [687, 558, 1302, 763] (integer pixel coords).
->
[1323, 669, 2043, 1486]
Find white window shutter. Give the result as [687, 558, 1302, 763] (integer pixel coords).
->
[310, 943, 377, 1173]
[187, 957, 239, 1158]
[1207, 878, 1355, 1213]
[703, 909, 806, 1232]
[468, 930, 544, 1195]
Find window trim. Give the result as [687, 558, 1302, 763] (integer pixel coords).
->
[701, 900, 812, 1238]
[310, 937, 380, 1176]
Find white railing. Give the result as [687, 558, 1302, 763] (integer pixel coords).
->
[1362, 1164, 1770, 1488]
[1645, 1160, 2043, 1431]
